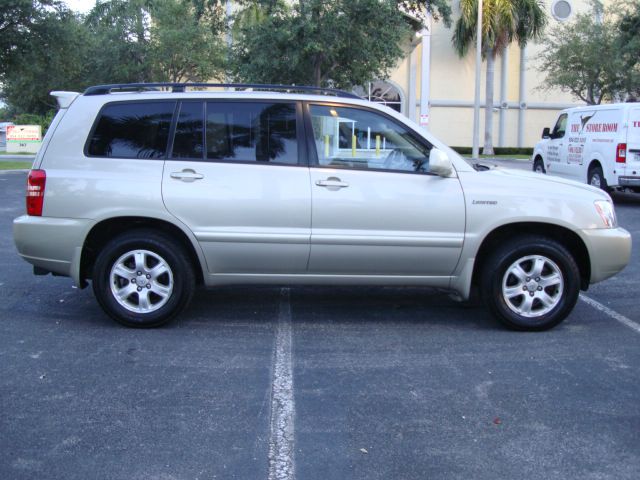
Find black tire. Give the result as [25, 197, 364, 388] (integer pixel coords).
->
[588, 164, 608, 191]
[92, 229, 195, 328]
[480, 235, 580, 331]
[533, 158, 546, 174]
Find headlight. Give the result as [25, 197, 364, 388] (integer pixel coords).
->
[594, 200, 617, 228]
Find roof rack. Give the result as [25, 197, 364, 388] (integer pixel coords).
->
[83, 82, 361, 99]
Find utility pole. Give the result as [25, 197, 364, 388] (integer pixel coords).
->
[419, 17, 432, 131]
[472, 0, 483, 159]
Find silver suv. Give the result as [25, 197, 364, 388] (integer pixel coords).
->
[13, 83, 632, 330]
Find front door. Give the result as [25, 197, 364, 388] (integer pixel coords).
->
[305, 103, 465, 277]
[545, 113, 571, 178]
[162, 100, 311, 274]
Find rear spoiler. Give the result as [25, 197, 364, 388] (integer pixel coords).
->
[50, 91, 79, 109]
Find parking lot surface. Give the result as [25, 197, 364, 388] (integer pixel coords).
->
[1, 169, 638, 480]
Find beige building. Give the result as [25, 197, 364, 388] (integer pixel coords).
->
[365, 0, 592, 148]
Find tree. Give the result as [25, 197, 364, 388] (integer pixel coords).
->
[400, 0, 453, 27]
[453, 0, 546, 154]
[616, 0, 640, 99]
[0, 0, 228, 115]
[148, 0, 226, 82]
[0, 0, 56, 68]
[1, 6, 92, 114]
[537, 1, 621, 105]
[83, 0, 226, 85]
[84, 0, 155, 84]
[231, 0, 411, 89]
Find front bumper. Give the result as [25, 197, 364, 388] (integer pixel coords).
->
[13, 215, 93, 285]
[580, 227, 632, 284]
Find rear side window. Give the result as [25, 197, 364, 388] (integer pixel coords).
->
[206, 102, 298, 164]
[171, 102, 204, 160]
[87, 101, 175, 159]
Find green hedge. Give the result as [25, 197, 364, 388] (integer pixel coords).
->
[451, 146, 533, 156]
[12, 111, 56, 135]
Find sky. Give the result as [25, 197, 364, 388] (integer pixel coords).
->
[63, 0, 96, 14]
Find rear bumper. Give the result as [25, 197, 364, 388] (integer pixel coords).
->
[619, 176, 640, 187]
[13, 215, 93, 285]
[580, 227, 632, 284]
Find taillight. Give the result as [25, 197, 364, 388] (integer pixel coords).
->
[26, 169, 46, 216]
[616, 143, 627, 163]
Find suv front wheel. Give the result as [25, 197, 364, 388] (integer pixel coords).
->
[480, 235, 580, 331]
[92, 230, 195, 327]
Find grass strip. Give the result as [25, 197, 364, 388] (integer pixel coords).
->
[0, 161, 33, 170]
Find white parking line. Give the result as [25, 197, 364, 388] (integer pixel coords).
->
[268, 288, 295, 480]
[579, 294, 640, 334]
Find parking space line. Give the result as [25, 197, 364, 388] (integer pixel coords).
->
[268, 288, 295, 480]
[580, 294, 640, 334]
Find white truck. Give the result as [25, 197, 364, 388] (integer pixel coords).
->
[533, 103, 640, 192]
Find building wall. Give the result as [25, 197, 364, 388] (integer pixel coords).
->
[388, 0, 597, 148]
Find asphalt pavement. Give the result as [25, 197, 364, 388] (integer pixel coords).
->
[0, 155, 35, 161]
[0, 167, 638, 480]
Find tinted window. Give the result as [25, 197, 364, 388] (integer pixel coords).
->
[206, 102, 298, 164]
[171, 102, 204, 159]
[309, 104, 431, 173]
[88, 102, 175, 159]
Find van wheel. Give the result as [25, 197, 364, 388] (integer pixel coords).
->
[92, 230, 195, 328]
[480, 235, 580, 331]
[588, 165, 608, 191]
[533, 158, 546, 173]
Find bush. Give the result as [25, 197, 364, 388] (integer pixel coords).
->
[12, 111, 56, 135]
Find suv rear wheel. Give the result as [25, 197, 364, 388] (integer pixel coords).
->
[480, 235, 580, 331]
[92, 230, 195, 327]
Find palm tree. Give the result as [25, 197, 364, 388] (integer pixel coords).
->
[453, 0, 546, 155]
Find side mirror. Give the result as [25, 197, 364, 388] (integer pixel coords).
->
[429, 148, 454, 177]
[542, 127, 551, 139]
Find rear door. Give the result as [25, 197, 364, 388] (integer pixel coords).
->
[162, 100, 311, 274]
[626, 107, 640, 177]
[305, 103, 465, 277]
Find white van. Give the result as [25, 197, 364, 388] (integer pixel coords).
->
[532, 103, 640, 192]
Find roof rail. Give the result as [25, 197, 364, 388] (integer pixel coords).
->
[83, 82, 361, 99]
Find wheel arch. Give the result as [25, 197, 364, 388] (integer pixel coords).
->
[533, 154, 545, 172]
[588, 159, 603, 174]
[80, 216, 205, 287]
[471, 222, 591, 292]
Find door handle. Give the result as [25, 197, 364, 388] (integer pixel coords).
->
[170, 169, 204, 182]
[315, 177, 349, 189]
